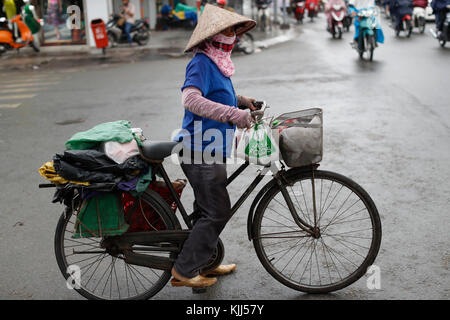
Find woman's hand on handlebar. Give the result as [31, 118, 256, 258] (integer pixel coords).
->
[228, 108, 253, 129]
[237, 95, 259, 111]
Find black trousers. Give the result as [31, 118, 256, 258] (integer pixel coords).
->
[173, 163, 231, 278]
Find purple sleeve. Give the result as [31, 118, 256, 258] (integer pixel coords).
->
[182, 87, 251, 128]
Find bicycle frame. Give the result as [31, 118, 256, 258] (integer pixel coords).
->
[152, 161, 319, 239]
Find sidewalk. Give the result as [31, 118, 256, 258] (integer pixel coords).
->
[0, 24, 300, 71]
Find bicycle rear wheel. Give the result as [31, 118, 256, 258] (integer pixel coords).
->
[54, 190, 176, 300]
[252, 170, 381, 293]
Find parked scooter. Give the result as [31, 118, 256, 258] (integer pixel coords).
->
[0, 15, 39, 55]
[106, 14, 150, 47]
[326, 0, 347, 38]
[353, 8, 378, 61]
[430, 4, 450, 47]
[306, 0, 319, 21]
[292, 0, 306, 23]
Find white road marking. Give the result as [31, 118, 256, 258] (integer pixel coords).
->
[0, 82, 59, 88]
[0, 94, 36, 100]
[0, 88, 40, 94]
[0, 103, 21, 109]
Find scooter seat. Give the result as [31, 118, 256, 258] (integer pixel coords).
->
[140, 141, 180, 161]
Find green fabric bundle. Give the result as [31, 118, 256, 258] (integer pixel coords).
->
[73, 193, 129, 238]
[65, 120, 136, 150]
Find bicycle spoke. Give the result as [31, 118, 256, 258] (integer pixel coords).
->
[299, 180, 312, 223]
[84, 253, 108, 290]
[320, 237, 333, 284]
[270, 198, 302, 226]
[267, 237, 308, 265]
[289, 185, 312, 226]
[324, 234, 370, 250]
[319, 184, 344, 225]
[69, 253, 104, 266]
[289, 238, 314, 280]
[263, 210, 299, 231]
[330, 235, 367, 259]
[319, 181, 334, 222]
[326, 205, 367, 229]
[322, 197, 362, 231]
[280, 237, 312, 273]
[320, 237, 342, 281]
[126, 264, 139, 295]
[261, 237, 303, 248]
[319, 189, 352, 227]
[314, 242, 321, 286]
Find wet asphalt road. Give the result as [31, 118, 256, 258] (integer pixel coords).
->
[0, 13, 449, 300]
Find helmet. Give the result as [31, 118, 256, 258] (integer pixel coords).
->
[217, 0, 227, 5]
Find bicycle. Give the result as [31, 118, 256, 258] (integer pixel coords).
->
[44, 104, 382, 300]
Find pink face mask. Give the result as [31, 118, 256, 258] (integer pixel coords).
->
[193, 32, 237, 78]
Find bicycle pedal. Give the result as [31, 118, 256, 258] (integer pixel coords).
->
[192, 287, 207, 294]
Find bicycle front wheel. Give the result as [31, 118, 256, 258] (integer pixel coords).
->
[252, 170, 381, 293]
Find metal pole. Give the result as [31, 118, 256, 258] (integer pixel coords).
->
[280, 0, 290, 29]
[273, 0, 278, 24]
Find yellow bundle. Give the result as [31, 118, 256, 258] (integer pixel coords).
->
[38, 161, 90, 186]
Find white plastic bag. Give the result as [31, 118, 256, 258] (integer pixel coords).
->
[236, 121, 279, 166]
[102, 139, 140, 164]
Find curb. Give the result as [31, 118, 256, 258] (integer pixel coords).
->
[0, 25, 300, 71]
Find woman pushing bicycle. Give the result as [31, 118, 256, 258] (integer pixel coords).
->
[172, 4, 259, 288]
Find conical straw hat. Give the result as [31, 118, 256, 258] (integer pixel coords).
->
[184, 4, 256, 53]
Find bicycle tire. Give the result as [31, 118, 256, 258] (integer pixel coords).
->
[54, 190, 176, 300]
[252, 170, 382, 294]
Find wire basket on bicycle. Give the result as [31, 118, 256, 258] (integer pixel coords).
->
[272, 108, 323, 168]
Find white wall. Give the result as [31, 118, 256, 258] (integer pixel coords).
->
[84, 0, 111, 48]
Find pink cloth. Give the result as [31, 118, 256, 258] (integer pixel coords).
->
[182, 87, 251, 128]
[193, 33, 236, 78]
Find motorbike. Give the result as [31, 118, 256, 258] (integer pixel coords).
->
[430, 5, 450, 47]
[394, 12, 413, 37]
[392, 0, 413, 37]
[235, 32, 255, 54]
[306, 0, 319, 22]
[343, 9, 353, 31]
[292, 0, 306, 23]
[256, 1, 272, 32]
[0, 15, 39, 55]
[353, 8, 378, 61]
[327, 0, 347, 38]
[106, 14, 150, 47]
[412, 6, 426, 33]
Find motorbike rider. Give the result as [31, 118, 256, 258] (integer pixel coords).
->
[22, 0, 41, 36]
[412, 0, 427, 8]
[431, 0, 450, 36]
[349, 0, 384, 48]
[255, 0, 272, 9]
[216, 0, 235, 11]
[325, 0, 347, 31]
[2, 0, 19, 41]
[120, 0, 136, 45]
[389, 0, 413, 31]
